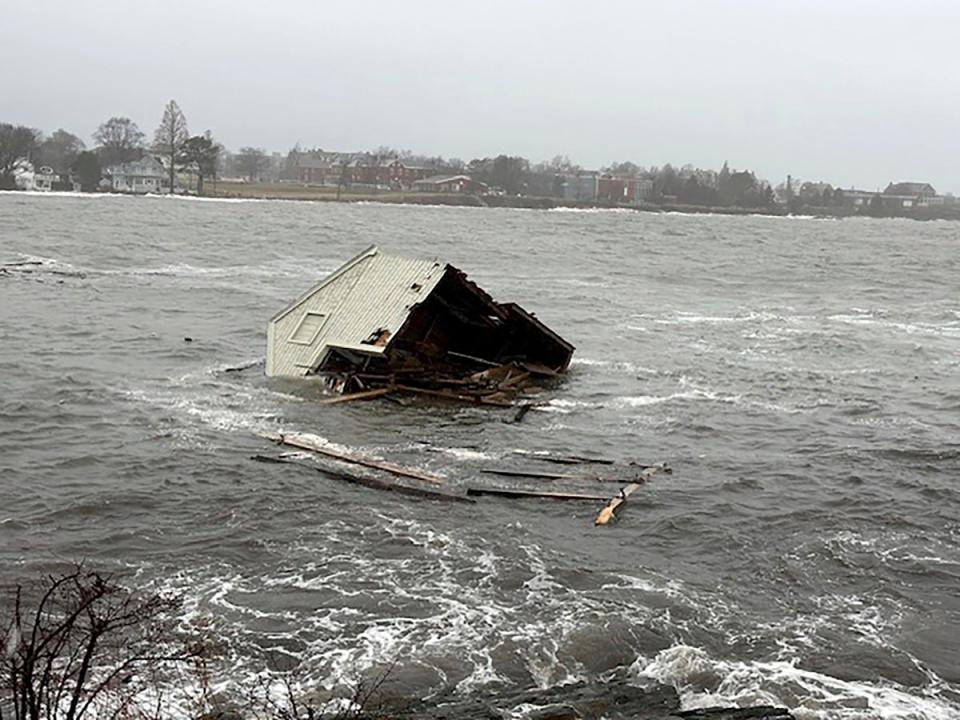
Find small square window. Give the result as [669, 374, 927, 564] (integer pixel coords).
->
[288, 312, 327, 345]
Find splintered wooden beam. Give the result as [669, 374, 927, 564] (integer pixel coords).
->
[316, 387, 395, 405]
[251, 454, 472, 502]
[594, 483, 642, 525]
[593, 465, 669, 525]
[261, 431, 446, 485]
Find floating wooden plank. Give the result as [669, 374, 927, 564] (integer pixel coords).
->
[394, 384, 514, 407]
[466, 486, 612, 501]
[316, 387, 395, 405]
[480, 468, 577, 480]
[593, 465, 669, 525]
[261, 431, 446, 485]
[514, 452, 616, 466]
[510, 402, 534, 423]
[252, 454, 471, 502]
[594, 483, 642, 525]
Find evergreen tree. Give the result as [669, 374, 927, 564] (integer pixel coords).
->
[70, 151, 102, 192]
[180, 132, 221, 194]
[153, 100, 189, 193]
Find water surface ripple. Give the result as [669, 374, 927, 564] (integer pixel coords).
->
[1, 194, 959, 718]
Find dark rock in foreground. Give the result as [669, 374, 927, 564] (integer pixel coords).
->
[676, 707, 794, 719]
[385, 677, 794, 720]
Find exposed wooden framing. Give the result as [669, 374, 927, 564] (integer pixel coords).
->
[261, 431, 446, 485]
[252, 454, 471, 502]
[499, 371, 531, 389]
[447, 350, 500, 367]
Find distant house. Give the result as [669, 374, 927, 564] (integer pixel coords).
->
[884, 182, 936, 198]
[108, 157, 169, 194]
[286, 150, 434, 190]
[556, 171, 599, 201]
[412, 175, 488, 194]
[840, 189, 881, 208]
[291, 155, 332, 184]
[25, 166, 79, 192]
[33, 166, 56, 192]
[381, 159, 433, 189]
[596, 176, 653, 205]
[13, 161, 36, 191]
[797, 181, 834, 203]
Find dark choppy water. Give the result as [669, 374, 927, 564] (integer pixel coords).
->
[1, 193, 959, 719]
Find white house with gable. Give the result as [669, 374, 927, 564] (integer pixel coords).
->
[108, 157, 169, 194]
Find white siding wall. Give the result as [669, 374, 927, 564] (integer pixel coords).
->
[266, 262, 367, 376]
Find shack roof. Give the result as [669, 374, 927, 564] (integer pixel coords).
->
[268, 246, 447, 373]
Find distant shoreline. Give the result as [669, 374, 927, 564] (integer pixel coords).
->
[204, 181, 960, 221]
[7, 186, 960, 221]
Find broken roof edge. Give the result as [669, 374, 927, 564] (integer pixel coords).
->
[269, 244, 381, 324]
[500, 302, 576, 369]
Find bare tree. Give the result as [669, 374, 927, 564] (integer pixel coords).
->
[235, 147, 270, 182]
[0, 124, 38, 189]
[153, 100, 189, 193]
[0, 566, 202, 720]
[93, 117, 145, 167]
[33, 130, 85, 173]
[337, 159, 350, 200]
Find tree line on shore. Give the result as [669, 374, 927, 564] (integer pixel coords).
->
[0, 97, 787, 209]
[0, 100, 273, 193]
[2, 102, 951, 217]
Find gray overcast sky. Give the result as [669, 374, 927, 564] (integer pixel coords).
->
[6, 0, 960, 192]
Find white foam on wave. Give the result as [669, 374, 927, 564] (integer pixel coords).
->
[828, 314, 960, 339]
[4, 253, 87, 275]
[143, 515, 689, 703]
[545, 206, 634, 214]
[570, 357, 660, 374]
[570, 357, 609, 367]
[651, 310, 796, 326]
[632, 645, 959, 720]
[122, 386, 281, 437]
[433, 446, 497, 461]
[134, 511, 960, 720]
[616, 388, 741, 408]
[539, 398, 604, 414]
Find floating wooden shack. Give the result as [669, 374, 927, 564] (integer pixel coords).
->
[266, 246, 574, 404]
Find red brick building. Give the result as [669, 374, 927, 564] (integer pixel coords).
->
[594, 176, 654, 204]
[412, 175, 489, 194]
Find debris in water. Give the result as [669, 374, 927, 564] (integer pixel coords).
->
[265, 246, 575, 406]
